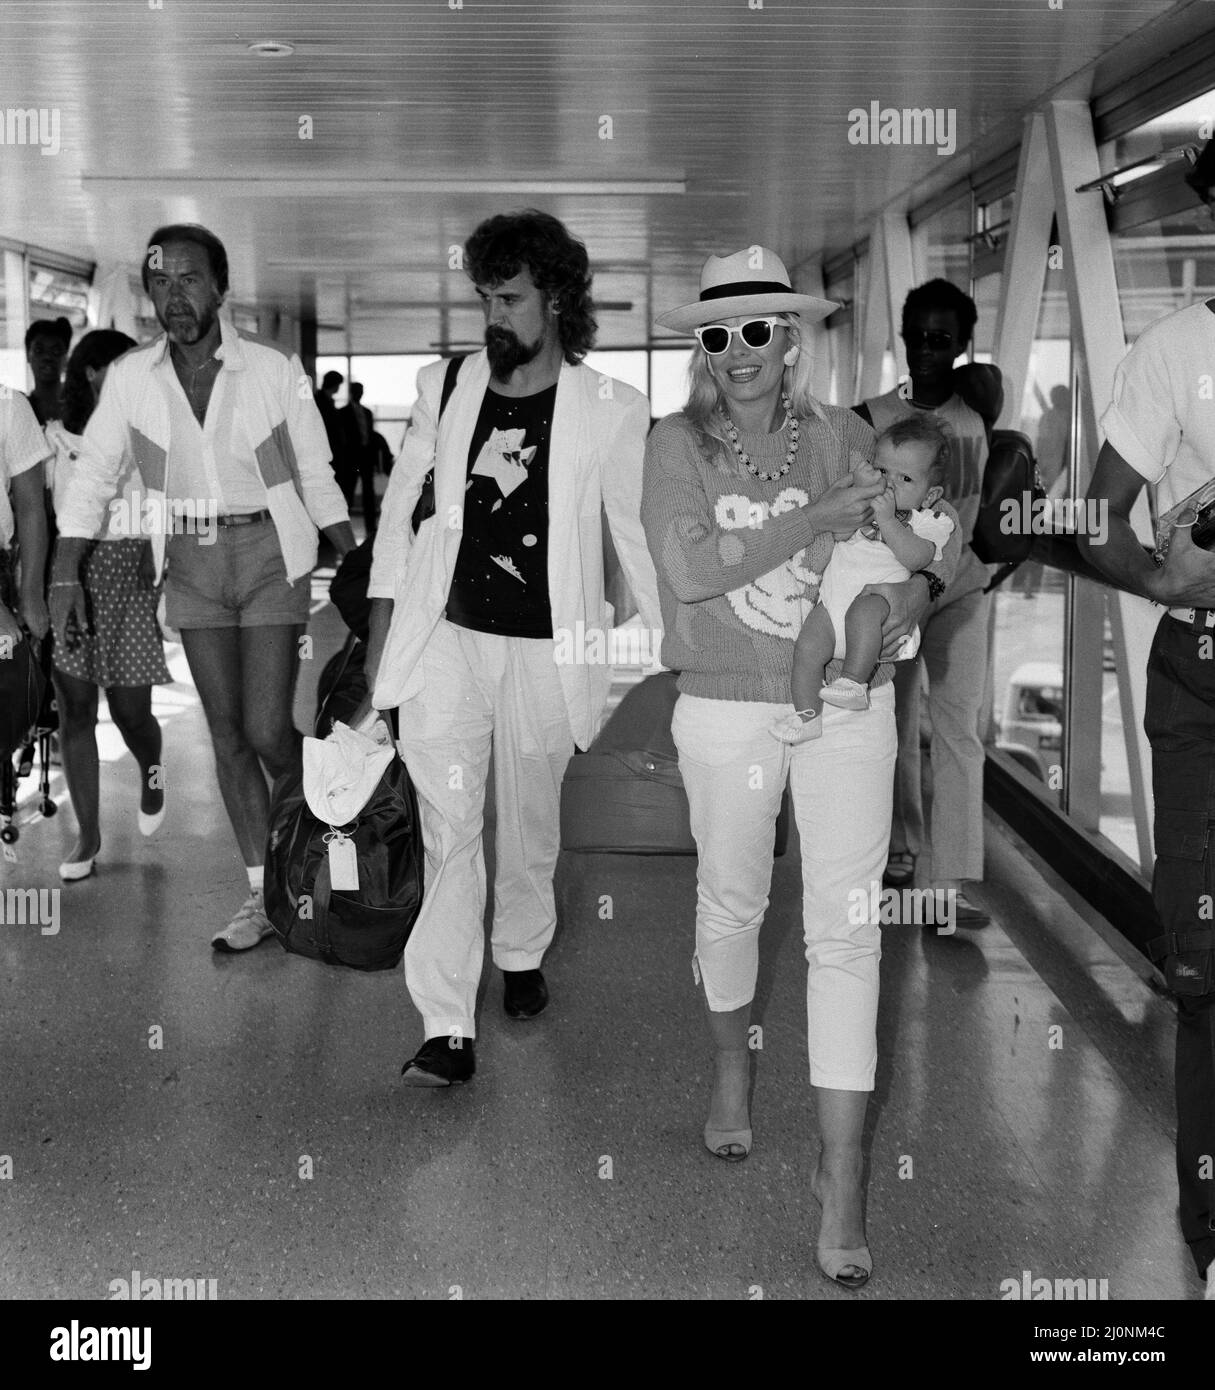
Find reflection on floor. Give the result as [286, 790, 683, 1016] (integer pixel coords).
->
[0, 584, 1196, 1300]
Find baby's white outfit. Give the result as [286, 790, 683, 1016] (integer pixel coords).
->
[816, 508, 956, 661]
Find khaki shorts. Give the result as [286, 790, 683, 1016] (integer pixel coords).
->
[164, 519, 310, 630]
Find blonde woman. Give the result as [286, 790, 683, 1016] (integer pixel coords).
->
[642, 248, 962, 1289]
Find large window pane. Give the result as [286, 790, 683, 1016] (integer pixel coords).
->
[1108, 85, 1215, 335]
[1113, 210, 1215, 340]
[821, 260, 855, 405]
[348, 354, 440, 419]
[29, 261, 90, 330]
[989, 261, 1068, 802]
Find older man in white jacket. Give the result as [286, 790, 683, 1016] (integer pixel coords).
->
[50, 224, 353, 947]
[363, 211, 661, 1086]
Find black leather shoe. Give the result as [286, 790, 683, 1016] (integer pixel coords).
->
[503, 968, 548, 1019]
[400, 1035, 475, 1087]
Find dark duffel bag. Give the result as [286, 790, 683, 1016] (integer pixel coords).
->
[264, 754, 424, 972]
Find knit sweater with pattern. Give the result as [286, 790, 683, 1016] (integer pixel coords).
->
[640, 405, 963, 704]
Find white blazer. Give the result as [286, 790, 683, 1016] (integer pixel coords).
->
[369, 350, 662, 750]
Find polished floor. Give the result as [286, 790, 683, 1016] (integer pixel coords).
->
[0, 577, 1196, 1301]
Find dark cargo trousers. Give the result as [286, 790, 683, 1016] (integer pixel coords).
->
[1145, 613, 1215, 1282]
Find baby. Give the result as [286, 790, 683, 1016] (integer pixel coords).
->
[772, 414, 956, 743]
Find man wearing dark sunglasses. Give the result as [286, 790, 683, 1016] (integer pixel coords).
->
[855, 279, 1000, 925]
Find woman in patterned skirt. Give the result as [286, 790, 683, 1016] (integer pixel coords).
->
[48, 331, 171, 880]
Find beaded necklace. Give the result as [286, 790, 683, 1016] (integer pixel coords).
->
[720, 393, 800, 482]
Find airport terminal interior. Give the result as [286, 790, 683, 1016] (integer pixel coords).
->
[3, 0, 1215, 1303]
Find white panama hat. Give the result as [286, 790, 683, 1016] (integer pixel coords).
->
[655, 246, 839, 334]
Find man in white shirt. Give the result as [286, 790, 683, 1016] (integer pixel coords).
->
[1081, 296, 1215, 1300]
[0, 390, 51, 651]
[50, 224, 354, 948]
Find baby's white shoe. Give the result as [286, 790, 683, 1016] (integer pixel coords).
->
[820, 677, 870, 710]
[770, 710, 822, 744]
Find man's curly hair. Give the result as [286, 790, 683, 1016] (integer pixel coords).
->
[464, 210, 597, 363]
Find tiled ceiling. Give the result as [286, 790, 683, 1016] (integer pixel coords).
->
[0, 0, 1188, 352]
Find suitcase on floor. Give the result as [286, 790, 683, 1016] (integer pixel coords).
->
[560, 672, 789, 856]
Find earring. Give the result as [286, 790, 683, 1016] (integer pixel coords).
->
[783, 346, 800, 366]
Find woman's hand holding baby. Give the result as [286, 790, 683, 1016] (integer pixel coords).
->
[809, 470, 884, 539]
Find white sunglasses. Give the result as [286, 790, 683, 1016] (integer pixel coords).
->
[694, 317, 784, 355]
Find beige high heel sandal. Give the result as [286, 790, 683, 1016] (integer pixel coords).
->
[811, 1166, 872, 1289]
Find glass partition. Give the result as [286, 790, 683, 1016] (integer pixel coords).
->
[987, 260, 1069, 802]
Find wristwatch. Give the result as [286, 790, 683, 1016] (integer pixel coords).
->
[913, 569, 945, 603]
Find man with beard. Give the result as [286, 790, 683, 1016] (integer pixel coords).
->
[49, 223, 354, 947]
[360, 209, 662, 1085]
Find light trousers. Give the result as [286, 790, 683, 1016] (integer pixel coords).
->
[889, 587, 990, 883]
[395, 619, 574, 1041]
[672, 685, 897, 1091]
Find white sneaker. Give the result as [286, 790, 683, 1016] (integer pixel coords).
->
[210, 891, 275, 953]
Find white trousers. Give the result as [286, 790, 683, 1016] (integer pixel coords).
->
[889, 587, 990, 883]
[395, 620, 574, 1041]
[672, 685, 897, 1091]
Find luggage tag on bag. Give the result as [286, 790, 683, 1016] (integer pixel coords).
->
[325, 829, 359, 891]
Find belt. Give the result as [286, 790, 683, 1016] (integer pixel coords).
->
[171, 508, 271, 532]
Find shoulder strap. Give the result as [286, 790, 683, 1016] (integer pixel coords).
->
[439, 354, 467, 420]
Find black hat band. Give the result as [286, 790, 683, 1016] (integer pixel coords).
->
[700, 279, 793, 301]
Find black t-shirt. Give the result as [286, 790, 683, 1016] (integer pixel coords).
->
[445, 382, 557, 638]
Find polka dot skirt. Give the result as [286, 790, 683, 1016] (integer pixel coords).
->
[52, 539, 171, 687]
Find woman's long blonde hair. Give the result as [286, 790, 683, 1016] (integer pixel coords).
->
[680, 315, 826, 469]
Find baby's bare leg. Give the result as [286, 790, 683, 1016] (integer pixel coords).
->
[840, 592, 890, 686]
[792, 606, 837, 717]
[773, 607, 837, 742]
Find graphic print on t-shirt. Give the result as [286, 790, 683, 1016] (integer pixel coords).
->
[471, 426, 537, 583]
[446, 383, 556, 638]
[472, 427, 536, 502]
